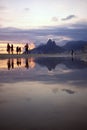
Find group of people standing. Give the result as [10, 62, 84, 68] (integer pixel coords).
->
[16, 46, 21, 55]
[7, 43, 14, 54]
[7, 43, 29, 54]
[7, 43, 21, 54]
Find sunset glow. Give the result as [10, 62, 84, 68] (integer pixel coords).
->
[29, 58, 36, 69]
[0, 58, 36, 69]
[0, 1, 87, 130]
[0, 0, 87, 51]
[0, 41, 35, 54]
[29, 43, 35, 50]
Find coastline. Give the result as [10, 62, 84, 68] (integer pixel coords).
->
[0, 53, 87, 62]
[0, 53, 73, 59]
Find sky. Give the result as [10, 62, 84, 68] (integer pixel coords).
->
[0, 0, 87, 46]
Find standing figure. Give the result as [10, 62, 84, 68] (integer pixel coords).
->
[7, 43, 10, 54]
[25, 43, 28, 54]
[19, 47, 21, 54]
[71, 49, 74, 56]
[16, 46, 19, 54]
[11, 44, 14, 54]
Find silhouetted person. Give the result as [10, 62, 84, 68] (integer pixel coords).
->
[25, 43, 28, 54]
[11, 44, 14, 54]
[7, 43, 10, 54]
[71, 49, 74, 56]
[19, 47, 21, 54]
[25, 58, 29, 69]
[16, 46, 19, 54]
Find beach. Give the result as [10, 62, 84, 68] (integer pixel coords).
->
[0, 53, 87, 62]
[0, 55, 87, 130]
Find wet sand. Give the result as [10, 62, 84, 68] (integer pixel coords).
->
[0, 57, 87, 130]
[0, 53, 87, 62]
[0, 53, 36, 59]
[0, 53, 71, 59]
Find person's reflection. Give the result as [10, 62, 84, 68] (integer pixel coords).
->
[7, 59, 11, 70]
[48, 67, 52, 71]
[72, 57, 74, 62]
[12, 59, 14, 69]
[7, 58, 14, 70]
[16, 58, 21, 66]
[25, 58, 29, 69]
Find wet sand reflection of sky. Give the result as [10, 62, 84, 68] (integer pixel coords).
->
[0, 57, 87, 130]
[0, 57, 87, 88]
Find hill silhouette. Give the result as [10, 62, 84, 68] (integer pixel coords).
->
[29, 39, 63, 54]
[62, 41, 87, 51]
[28, 39, 87, 54]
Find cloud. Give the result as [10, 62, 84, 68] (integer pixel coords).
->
[70, 20, 87, 29]
[62, 89, 75, 94]
[0, 17, 9, 22]
[0, 24, 3, 27]
[0, 6, 7, 11]
[0, 20, 87, 46]
[62, 15, 76, 21]
[52, 15, 76, 22]
[52, 88, 58, 94]
[51, 17, 58, 22]
[24, 8, 30, 11]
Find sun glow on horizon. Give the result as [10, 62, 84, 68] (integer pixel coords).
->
[0, 41, 35, 54]
[29, 58, 36, 69]
[29, 43, 35, 50]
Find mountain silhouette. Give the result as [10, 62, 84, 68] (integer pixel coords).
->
[27, 40, 87, 54]
[29, 39, 63, 54]
[62, 41, 87, 51]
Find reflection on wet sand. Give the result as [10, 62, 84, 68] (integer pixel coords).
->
[7, 58, 14, 70]
[0, 57, 87, 130]
[1, 57, 86, 70]
[6, 58, 35, 70]
[0, 57, 87, 87]
[16, 58, 21, 66]
[25, 58, 35, 69]
[35, 57, 87, 70]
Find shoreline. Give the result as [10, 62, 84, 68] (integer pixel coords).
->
[0, 53, 87, 61]
[0, 53, 74, 59]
